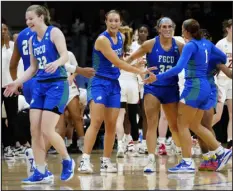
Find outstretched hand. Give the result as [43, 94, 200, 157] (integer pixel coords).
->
[3, 82, 21, 97]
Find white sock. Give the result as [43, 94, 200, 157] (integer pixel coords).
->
[214, 146, 224, 156]
[148, 153, 155, 161]
[102, 157, 110, 162]
[82, 153, 90, 159]
[158, 137, 166, 144]
[182, 158, 193, 163]
[37, 164, 46, 174]
[63, 155, 71, 161]
[67, 139, 72, 146]
[142, 139, 146, 145]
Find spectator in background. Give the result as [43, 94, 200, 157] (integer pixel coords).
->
[49, 7, 61, 28]
[71, 13, 88, 66]
[2, 23, 22, 159]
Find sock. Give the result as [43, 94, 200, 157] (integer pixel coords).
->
[37, 164, 46, 174]
[102, 157, 110, 162]
[16, 141, 21, 148]
[182, 158, 192, 163]
[158, 137, 166, 144]
[63, 155, 71, 161]
[142, 139, 146, 145]
[79, 136, 84, 141]
[148, 153, 155, 161]
[82, 153, 90, 159]
[214, 146, 224, 156]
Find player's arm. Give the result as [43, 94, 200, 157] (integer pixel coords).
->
[9, 37, 21, 80]
[125, 39, 154, 64]
[51, 27, 69, 66]
[95, 36, 143, 74]
[217, 64, 232, 79]
[156, 42, 195, 81]
[15, 37, 38, 85]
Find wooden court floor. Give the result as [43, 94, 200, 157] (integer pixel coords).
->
[2, 150, 232, 190]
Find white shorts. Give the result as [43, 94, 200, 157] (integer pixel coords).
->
[119, 78, 139, 104]
[67, 83, 79, 105]
[217, 76, 232, 103]
[79, 88, 87, 106]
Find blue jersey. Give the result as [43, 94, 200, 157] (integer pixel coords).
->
[146, 36, 180, 86]
[92, 31, 123, 80]
[157, 38, 227, 81]
[17, 27, 35, 70]
[31, 26, 67, 81]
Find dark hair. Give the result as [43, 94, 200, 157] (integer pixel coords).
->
[138, 24, 149, 33]
[26, 5, 51, 25]
[105, 10, 122, 21]
[222, 19, 232, 37]
[183, 19, 202, 40]
[200, 29, 212, 41]
[156, 17, 175, 33]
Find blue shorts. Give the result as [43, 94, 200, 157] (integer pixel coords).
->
[30, 80, 69, 114]
[23, 77, 36, 104]
[180, 78, 211, 110]
[144, 84, 180, 104]
[87, 76, 121, 108]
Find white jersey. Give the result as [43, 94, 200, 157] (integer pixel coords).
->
[65, 51, 80, 105]
[216, 37, 232, 77]
[120, 41, 145, 80]
[173, 36, 186, 94]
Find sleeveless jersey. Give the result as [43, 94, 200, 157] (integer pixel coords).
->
[17, 27, 35, 70]
[31, 26, 67, 81]
[146, 36, 180, 86]
[92, 31, 123, 80]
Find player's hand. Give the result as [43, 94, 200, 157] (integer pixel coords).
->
[76, 67, 95, 78]
[3, 81, 21, 97]
[45, 62, 59, 74]
[144, 71, 157, 84]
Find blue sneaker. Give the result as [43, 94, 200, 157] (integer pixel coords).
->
[61, 158, 75, 181]
[22, 169, 52, 184]
[216, 148, 232, 171]
[168, 159, 195, 173]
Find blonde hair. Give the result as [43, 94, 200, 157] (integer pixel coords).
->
[26, 5, 51, 25]
[119, 26, 133, 53]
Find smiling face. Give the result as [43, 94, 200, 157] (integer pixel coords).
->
[105, 12, 121, 34]
[25, 10, 44, 32]
[159, 20, 174, 39]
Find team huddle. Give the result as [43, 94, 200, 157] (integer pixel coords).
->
[3, 5, 232, 184]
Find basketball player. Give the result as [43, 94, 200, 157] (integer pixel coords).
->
[151, 19, 232, 172]
[5, 5, 75, 183]
[116, 25, 149, 158]
[125, 17, 183, 172]
[78, 10, 155, 173]
[212, 19, 232, 149]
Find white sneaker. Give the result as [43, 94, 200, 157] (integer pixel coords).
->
[25, 148, 36, 177]
[144, 156, 156, 172]
[132, 144, 141, 157]
[4, 146, 15, 160]
[127, 141, 135, 152]
[15, 146, 27, 158]
[138, 140, 148, 154]
[116, 141, 125, 158]
[78, 157, 93, 174]
[100, 158, 117, 173]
